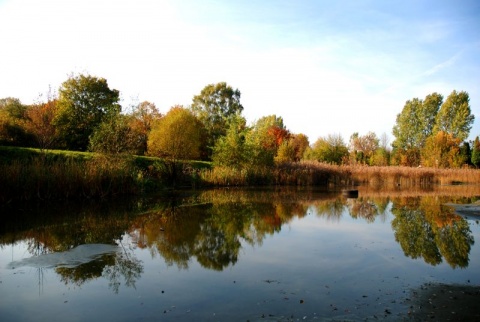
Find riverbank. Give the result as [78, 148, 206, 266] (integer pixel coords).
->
[1, 146, 480, 202]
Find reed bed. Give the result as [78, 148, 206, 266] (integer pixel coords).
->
[0, 156, 140, 202]
[199, 161, 352, 186]
[346, 165, 480, 187]
[199, 161, 480, 188]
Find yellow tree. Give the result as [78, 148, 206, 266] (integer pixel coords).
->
[147, 106, 205, 183]
[421, 131, 464, 168]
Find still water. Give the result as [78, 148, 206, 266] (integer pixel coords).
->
[1, 186, 480, 321]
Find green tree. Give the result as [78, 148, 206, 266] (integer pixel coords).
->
[392, 93, 443, 166]
[190, 82, 243, 155]
[306, 133, 348, 165]
[434, 90, 474, 141]
[89, 113, 137, 154]
[0, 97, 33, 146]
[471, 136, 480, 168]
[459, 141, 471, 167]
[55, 74, 121, 151]
[275, 140, 297, 163]
[212, 113, 251, 169]
[0, 97, 27, 119]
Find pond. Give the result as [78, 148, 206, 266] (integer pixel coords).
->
[1, 186, 480, 321]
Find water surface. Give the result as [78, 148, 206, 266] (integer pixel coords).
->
[1, 186, 479, 321]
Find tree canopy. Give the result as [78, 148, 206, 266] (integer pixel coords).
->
[212, 113, 250, 169]
[306, 133, 348, 165]
[190, 82, 243, 154]
[147, 106, 205, 162]
[55, 74, 121, 151]
[434, 90, 474, 142]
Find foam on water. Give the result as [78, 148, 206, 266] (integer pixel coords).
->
[6, 244, 120, 269]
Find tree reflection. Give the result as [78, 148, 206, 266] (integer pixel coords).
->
[1, 187, 478, 282]
[55, 244, 143, 293]
[391, 207, 442, 265]
[347, 198, 379, 222]
[0, 200, 144, 293]
[391, 198, 474, 268]
[130, 190, 315, 271]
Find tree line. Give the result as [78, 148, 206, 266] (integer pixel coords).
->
[0, 73, 477, 168]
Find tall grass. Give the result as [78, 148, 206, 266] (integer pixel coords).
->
[0, 155, 140, 202]
[1, 146, 479, 202]
[198, 161, 480, 188]
[199, 162, 351, 186]
[346, 164, 480, 187]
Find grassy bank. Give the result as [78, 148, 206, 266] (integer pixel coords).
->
[0, 146, 209, 202]
[1, 146, 479, 202]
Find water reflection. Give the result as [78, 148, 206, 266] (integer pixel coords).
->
[391, 197, 474, 268]
[1, 187, 478, 293]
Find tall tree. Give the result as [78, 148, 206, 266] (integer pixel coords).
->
[420, 93, 443, 141]
[190, 82, 243, 154]
[392, 93, 442, 166]
[55, 74, 121, 151]
[434, 90, 474, 141]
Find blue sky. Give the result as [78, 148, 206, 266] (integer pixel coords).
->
[1, 0, 479, 143]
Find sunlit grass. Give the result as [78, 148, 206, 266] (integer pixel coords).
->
[1, 146, 479, 202]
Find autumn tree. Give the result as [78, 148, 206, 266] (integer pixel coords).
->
[54, 74, 121, 151]
[275, 133, 309, 163]
[128, 101, 162, 155]
[24, 88, 59, 151]
[246, 115, 290, 167]
[275, 140, 297, 163]
[290, 133, 310, 162]
[147, 106, 205, 184]
[349, 131, 379, 164]
[190, 82, 243, 156]
[421, 131, 464, 168]
[434, 90, 474, 142]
